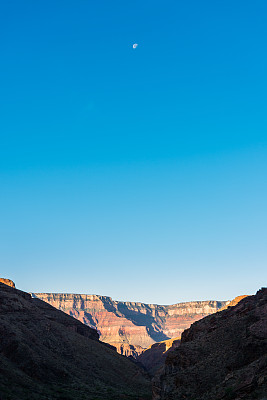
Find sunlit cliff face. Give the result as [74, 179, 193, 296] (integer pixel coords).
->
[0, 278, 15, 288]
[32, 292, 228, 355]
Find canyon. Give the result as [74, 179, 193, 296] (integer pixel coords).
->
[0, 280, 151, 400]
[152, 287, 267, 400]
[1, 277, 266, 400]
[32, 292, 229, 356]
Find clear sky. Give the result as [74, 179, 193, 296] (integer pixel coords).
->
[0, 0, 266, 304]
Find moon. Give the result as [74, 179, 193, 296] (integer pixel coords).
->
[133, 43, 138, 49]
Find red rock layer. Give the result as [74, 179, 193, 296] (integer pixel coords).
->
[33, 293, 228, 356]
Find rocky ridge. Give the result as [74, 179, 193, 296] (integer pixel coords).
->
[0, 278, 15, 288]
[0, 282, 151, 400]
[152, 287, 267, 400]
[32, 293, 229, 355]
[220, 294, 248, 310]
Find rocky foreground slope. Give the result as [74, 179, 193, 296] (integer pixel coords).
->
[0, 281, 151, 400]
[152, 287, 267, 400]
[33, 293, 228, 355]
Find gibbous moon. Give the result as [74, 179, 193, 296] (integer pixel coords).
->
[133, 43, 138, 49]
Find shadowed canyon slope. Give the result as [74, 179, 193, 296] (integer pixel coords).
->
[33, 293, 229, 355]
[138, 294, 248, 375]
[137, 337, 181, 375]
[152, 287, 267, 400]
[0, 282, 151, 400]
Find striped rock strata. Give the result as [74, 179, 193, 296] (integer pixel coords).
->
[32, 293, 228, 356]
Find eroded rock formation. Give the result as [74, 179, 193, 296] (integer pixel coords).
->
[112, 342, 144, 357]
[152, 287, 267, 400]
[32, 293, 228, 356]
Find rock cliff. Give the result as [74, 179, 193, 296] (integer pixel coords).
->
[220, 294, 248, 310]
[111, 342, 144, 357]
[137, 295, 248, 375]
[32, 293, 228, 355]
[0, 282, 151, 400]
[152, 287, 267, 400]
[138, 337, 181, 375]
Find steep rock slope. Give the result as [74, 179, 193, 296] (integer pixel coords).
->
[138, 295, 247, 375]
[33, 293, 228, 355]
[220, 294, 248, 310]
[0, 283, 151, 400]
[138, 338, 180, 375]
[152, 287, 267, 400]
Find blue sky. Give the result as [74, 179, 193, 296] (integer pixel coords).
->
[0, 0, 266, 303]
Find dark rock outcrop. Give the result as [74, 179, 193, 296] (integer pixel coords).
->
[33, 293, 228, 356]
[152, 287, 267, 400]
[0, 283, 151, 400]
[138, 337, 180, 375]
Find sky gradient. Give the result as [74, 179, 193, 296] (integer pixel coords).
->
[0, 0, 266, 304]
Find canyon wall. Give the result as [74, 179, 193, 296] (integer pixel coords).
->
[138, 337, 181, 374]
[32, 293, 229, 355]
[0, 282, 151, 400]
[152, 288, 267, 400]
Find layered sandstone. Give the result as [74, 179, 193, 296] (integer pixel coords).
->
[152, 287, 267, 400]
[33, 293, 228, 355]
